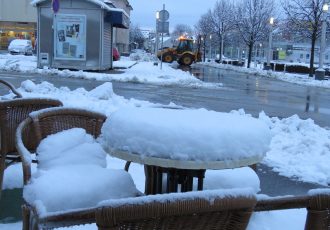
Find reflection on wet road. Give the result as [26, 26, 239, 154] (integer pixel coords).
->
[187, 65, 330, 128]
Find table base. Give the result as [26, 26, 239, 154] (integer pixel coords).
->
[144, 165, 206, 195]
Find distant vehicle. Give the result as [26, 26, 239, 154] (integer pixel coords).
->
[8, 39, 33, 55]
[157, 36, 202, 66]
[113, 47, 120, 61]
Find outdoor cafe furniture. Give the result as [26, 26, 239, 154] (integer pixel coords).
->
[96, 188, 257, 230]
[0, 79, 63, 198]
[15, 107, 140, 230]
[100, 107, 271, 195]
[95, 188, 330, 230]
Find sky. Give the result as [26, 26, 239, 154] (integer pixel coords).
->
[0, 53, 330, 229]
[128, 0, 217, 31]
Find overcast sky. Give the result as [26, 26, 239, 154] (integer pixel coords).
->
[129, 0, 216, 31]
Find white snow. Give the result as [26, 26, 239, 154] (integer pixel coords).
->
[23, 128, 140, 215]
[98, 187, 256, 207]
[0, 55, 221, 89]
[100, 107, 271, 161]
[0, 53, 330, 229]
[1, 80, 329, 189]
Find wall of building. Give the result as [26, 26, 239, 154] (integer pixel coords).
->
[111, 0, 132, 54]
[0, 0, 37, 49]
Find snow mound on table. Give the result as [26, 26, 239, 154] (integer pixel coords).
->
[100, 107, 271, 162]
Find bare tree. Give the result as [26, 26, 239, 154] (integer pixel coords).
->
[195, 11, 214, 61]
[282, 0, 323, 76]
[211, 0, 234, 61]
[129, 24, 145, 49]
[172, 24, 193, 38]
[234, 0, 274, 68]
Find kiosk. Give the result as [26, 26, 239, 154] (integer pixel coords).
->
[32, 0, 129, 70]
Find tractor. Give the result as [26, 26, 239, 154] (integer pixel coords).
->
[157, 36, 202, 66]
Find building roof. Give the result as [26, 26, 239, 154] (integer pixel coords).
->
[31, 0, 129, 17]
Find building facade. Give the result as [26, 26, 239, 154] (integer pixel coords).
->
[0, 0, 37, 49]
[0, 0, 132, 53]
[111, 0, 132, 55]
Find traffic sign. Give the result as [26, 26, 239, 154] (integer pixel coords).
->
[159, 10, 169, 22]
[157, 21, 169, 34]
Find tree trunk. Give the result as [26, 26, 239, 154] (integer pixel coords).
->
[247, 43, 253, 68]
[218, 33, 222, 62]
[309, 33, 317, 77]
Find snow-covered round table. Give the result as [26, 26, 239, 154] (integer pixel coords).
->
[100, 107, 271, 194]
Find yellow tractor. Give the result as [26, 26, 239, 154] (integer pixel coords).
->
[157, 36, 202, 66]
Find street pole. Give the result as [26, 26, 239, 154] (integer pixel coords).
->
[315, 1, 328, 80]
[209, 34, 212, 59]
[155, 11, 159, 57]
[265, 17, 274, 70]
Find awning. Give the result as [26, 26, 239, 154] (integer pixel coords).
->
[105, 10, 130, 29]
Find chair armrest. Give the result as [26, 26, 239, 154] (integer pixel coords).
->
[255, 191, 330, 230]
[15, 117, 33, 185]
[0, 79, 22, 98]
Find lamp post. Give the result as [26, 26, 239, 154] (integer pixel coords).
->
[315, 1, 329, 80]
[265, 17, 274, 70]
[155, 11, 160, 56]
[209, 34, 212, 59]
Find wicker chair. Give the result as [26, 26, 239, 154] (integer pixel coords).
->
[96, 189, 257, 230]
[0, 85, 63, 197]
[254, 190, 330, 230]
[95, 189, 330, 230]
[15, 107, 108, 230]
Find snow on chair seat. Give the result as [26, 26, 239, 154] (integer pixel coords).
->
[15, 107, 140, 230]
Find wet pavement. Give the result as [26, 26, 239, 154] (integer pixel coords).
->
[0, 65, 329, 222]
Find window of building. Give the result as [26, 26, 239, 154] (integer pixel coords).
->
[306, 54, 310, 59]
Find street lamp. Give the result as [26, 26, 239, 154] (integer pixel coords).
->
[209, 34, 212, 59]
[265, 17, 274, 70]
[155, 11, 160, 56]
[315, 1, 329, 80]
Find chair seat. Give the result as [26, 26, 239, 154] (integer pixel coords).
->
[24, 164, 140, 215]
[23, 128, 140, 215]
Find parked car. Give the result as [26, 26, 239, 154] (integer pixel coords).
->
[8, 39, 33, 55]
[113, 47, 120, 61]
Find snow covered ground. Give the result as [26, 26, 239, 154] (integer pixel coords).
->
[0, 53, 329, 229]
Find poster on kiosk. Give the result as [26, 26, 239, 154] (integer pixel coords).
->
[54, 14, 86, 61]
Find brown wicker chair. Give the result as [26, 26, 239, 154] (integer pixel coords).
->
[95, 189, 257, 230]
[254, 189, 330, 230]
[0, 92, 63, 197]
[95, 189, 330, 230]
[15, 107, 108, 230]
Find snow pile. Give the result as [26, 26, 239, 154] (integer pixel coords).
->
[0, 54, 220, 88]
[100, 107, 271, 161]
[36, 128, 107, 169]
[23, 128, 139, 215]
[129, 50, 157, 62]
[18, 80, 156, 115]
[203, 167, 260, 193]
[260, 113, 330, 186]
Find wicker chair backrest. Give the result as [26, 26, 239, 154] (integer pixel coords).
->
[20, 107, 107, 153]
[0, 98, 63, 155]
[96, 195, 257, 230]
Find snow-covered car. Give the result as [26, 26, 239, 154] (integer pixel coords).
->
[8, 39, 33, 55]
